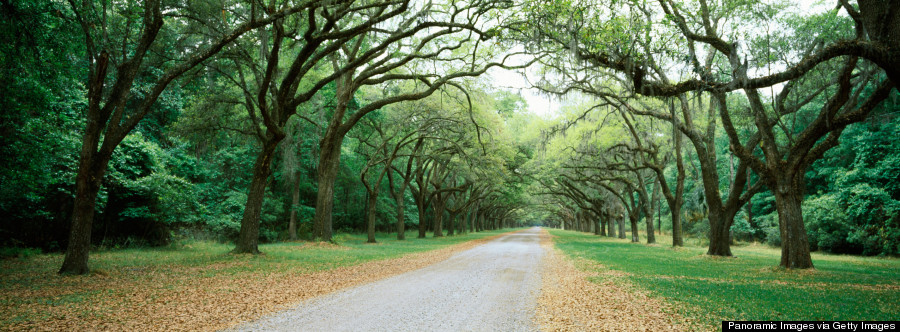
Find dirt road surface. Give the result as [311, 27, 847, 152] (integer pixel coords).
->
[226, 228, 545, 332]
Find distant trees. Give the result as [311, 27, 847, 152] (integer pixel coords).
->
[307, 0, 527, 242]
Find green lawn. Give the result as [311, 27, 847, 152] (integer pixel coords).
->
[549, 229, 900, 330]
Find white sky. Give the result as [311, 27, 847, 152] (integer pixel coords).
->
[489, 67, 556, 117]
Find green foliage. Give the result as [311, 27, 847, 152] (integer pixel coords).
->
[731, 211, 755, 242]
[0, 0, 84, 249]
[804, 193, 852, 253]
[205, 191, 247, 241]
[803, 118, 900, 256]
[97, 133, 207, 245]
[0, 247, 42, 260]
[761, 212, 781, 247]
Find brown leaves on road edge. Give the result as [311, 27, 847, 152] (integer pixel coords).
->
[535, 231, 705, 332]
[1, 231, 515, 332]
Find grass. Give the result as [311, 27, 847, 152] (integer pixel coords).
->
[0, 229, 517, 329]
[549, 229, 900, 330]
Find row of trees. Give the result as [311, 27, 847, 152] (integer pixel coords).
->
[3, 0, 896, 277]
[517, 0, 899, 268]
[1, 0, 534, 275]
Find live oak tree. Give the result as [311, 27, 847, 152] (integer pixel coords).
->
[386, 134, 424, 240]
[514, 0, 898, 268]
[386, 89, 495, 238]
[7, 0, 896, 279]
[59, 0, 310, 274]
[516, 4, 759, 257]
[214, 0, 413, 253]
[355, 107, 434, 243]
[309, 0, 529, 241]
[652, 0, 896, 268]
[602, 98, 688, 246]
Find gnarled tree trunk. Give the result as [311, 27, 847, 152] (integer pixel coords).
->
[774, 183, 813, 269]
[365, 190, 378, 243]
[432, 198, 446, 237]
[393, 192, 406, 240]
[646, 180, 659, 244]
[416, 197, 428, 238]
[234, 134, 284, 254]
[312, 128, 344, 242]
[59, 148, 110, 274]
[617, 217, 626, 239]
[599, 211, 607, 236]
[629, 214, 640, 243]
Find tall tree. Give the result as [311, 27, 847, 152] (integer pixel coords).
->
[59, 0, 308, 274]
[514, 0, 900, 265]
[217, 0, 409, 253]
[309, 0, 529, 241]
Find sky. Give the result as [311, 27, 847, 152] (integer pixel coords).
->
[489, 67, 557, 117]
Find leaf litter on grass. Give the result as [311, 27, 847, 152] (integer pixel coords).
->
[535, 230, 703, 332]
[1, 232, 513, 331]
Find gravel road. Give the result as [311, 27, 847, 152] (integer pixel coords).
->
[226, 227, 545, 332]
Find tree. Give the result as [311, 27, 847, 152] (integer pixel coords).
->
[310, 0, 529, 241]
[355, 111, 426, 243]
[655, 0, 894, 268]
[386, 136, 424, 240]
[215, 0, 410, 253]
[59, 0, 308, 274]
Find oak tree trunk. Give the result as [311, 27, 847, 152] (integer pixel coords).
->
[59, 152, 108, 275]
[448, 213, 458, 236]
[706, 208, 732, 256]
[775, 183, 814, 269]
[313, 130, 344, 242]
[629, 215, 640, 243]
[599, 212, 607, 236]
[617, 217, 626, 239]
[605, 214, 613, 237]
[416, 198, 427, 238]
[288, 173, 301, 241]
[234, 134, 283, 254]
[394, 193, 406, 240]
[646, 181, 659, 244]
[468, 204, 478, 233]
[671, 204, 684, 247]
[366, 190, 378, 243]
[432, 199, 445, 237]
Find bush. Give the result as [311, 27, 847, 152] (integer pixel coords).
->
[689, 218, 710, 244]
[758, 213, 780, 247]
[731, 211, 756, 242]
[0, 247, 42, 259]
[804, 193, 853, 253]
[839, 184, 900, 255]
